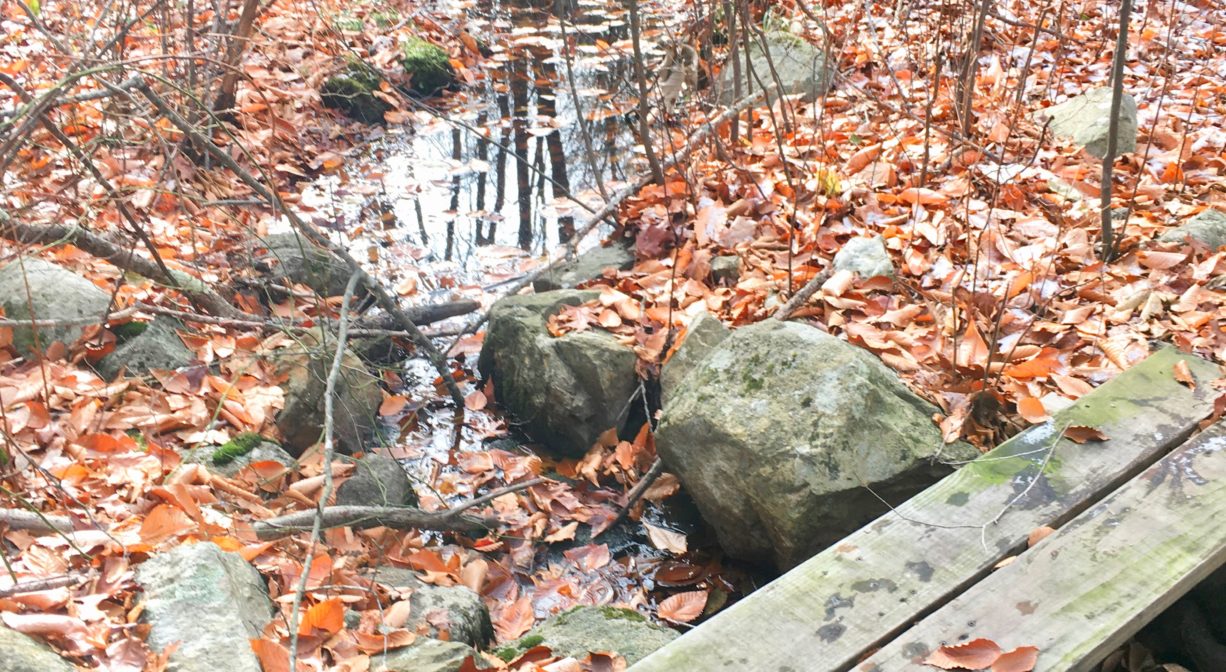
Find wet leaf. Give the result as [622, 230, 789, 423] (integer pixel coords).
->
[924, 638, 1002, 669]
[658, 590, 708, 623]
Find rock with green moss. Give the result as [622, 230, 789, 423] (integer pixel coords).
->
[656, 319, 976, 570]
[96, 317, 195, 380]
[401, 38, 455, 96]
[1159, 209, 1226, 250]
[1036, 87, 1137, 159]
[367, 566, 492, 647]
[183, 434, 295, 478]
[257, 232, 358, 300]
[321, 64, 391, 124]
[659, 310, 728, 404]
[477, 290, 638, 457]
[495, 606, 676, 665]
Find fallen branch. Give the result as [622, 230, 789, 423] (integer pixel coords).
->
[0, 574, 88, 598]
[134, 78, 465, 407]
[253, 477, 544, 540]
[595, 457, 666, 539]
[0, 508, 74, 534]
[0, 215, 242, 319]
[773, 268, 832, 320]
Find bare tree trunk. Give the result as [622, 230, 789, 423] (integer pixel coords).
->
[211, 0, 263, 114]
[1099, 0, 1133, 261]
[628, 0, 665, 185]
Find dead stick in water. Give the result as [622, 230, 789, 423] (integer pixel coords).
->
[254, 477, 544, 540]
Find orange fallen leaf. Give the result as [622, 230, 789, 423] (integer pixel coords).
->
[1016, 397, 1049, 424]
[658, 590, 708, 623]
[249, 638, 290, 672]
[1027, 526, 1055, 547]
[1173, 360, 1196, 389]
[298, 597, 345, 636]
[1063, 425, 1109, 443]
[898, 187, 949, 206]
[924, 638, 1002, 669]
[379, 394, 409, 416]
[992, 645, 1040, 672]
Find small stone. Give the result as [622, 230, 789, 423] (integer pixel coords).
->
[709, 255, 741, 285]
[532, 243, 634, 292]
[495, 606, 676, 665]
[1159, 209, 1226, 251]
[182, 436, 295, 479]
[1037, 88, 1137, 159]
[137, 542, 273, 672]
[257, 233, 355, 299]
[336, 454, 418, 508]
[833, 236, 894, 279]
[367, 566, 493, 647]
[717, 32, 835, 104]
[370, 638, 485, 672]
[96, 317, 194, 380]
[0, 625, 75, 672]
[0, 258, 110, 357]
[272, 328, 383, 456]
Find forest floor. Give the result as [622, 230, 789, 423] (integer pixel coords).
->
[1, 0, 1225, 669]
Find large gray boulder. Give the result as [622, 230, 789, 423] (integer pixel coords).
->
[1159, 209, 1226, 250]
[1037, 88, 1137, 159]
[96, 318, 195, 380]
[136, 542, 273, 672]
[371, 638, 484, 672]
[494, 606, 676, 665]
[272, 328, 383, 455]
[718, 32, 835, 103]
[257, 233, 354, 299]
[532, 243, 634, 292]
[660, 311, 729, 403]
[0, 258, 110, 357]
[0, 626, 74, 672]
[367, 566, 492, 647]
[656, 320, 972, 570]
[478, 290, 638, 457]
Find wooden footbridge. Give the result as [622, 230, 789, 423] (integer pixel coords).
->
[630, 347, 1226, 672]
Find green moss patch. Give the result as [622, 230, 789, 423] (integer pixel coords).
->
[401, 37, 455, 96]
[211, 432, 265, 466]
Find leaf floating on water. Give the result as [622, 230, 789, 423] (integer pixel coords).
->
[923, 638, 1002, 669]
[1063, 425, 1109, 444]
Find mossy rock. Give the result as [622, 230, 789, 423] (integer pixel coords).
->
[321, 64, 390, 124]
[401, 38, 455, 96]
[494, 606, 675, 665]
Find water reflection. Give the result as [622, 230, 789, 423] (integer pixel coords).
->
[303, 0, 656, 278]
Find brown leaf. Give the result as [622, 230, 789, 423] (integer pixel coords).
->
[1063, 425, 1109, 443]
[992, 645, 1040, 672]
[924, 638, 1002, 669]
[1016, 397, 1049, 424]
[658, 590, 708, 623]
[1027, 526, 1055, 547]
[1173, 360, 1196, 389]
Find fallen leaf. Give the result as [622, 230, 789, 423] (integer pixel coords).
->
[643, 522, 687, 554]
[298, 597, 345, 636]
[658, 590, 708, 623]
[1027, 526, 1054, 547]
[1063, 425, 1109, 443]
[924, 638, 1002, 669]
[1016, 397, 1049, 424]
[1173, 360, 1196, 389]
[992, 645, 1040, 672]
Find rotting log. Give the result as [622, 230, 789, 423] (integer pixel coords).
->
[858, 420, 1226, 671]
[629, 347, 1220, 672]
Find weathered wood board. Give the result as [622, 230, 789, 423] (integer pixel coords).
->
[858, 420, 1226, 671]
[629, 348, 1220, 672]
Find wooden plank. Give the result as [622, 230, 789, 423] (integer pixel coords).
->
[629, 348, 1219, 672]
[858, 420, 1226, 672]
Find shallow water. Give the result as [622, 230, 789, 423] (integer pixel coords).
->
[302, 0, 678, 284]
